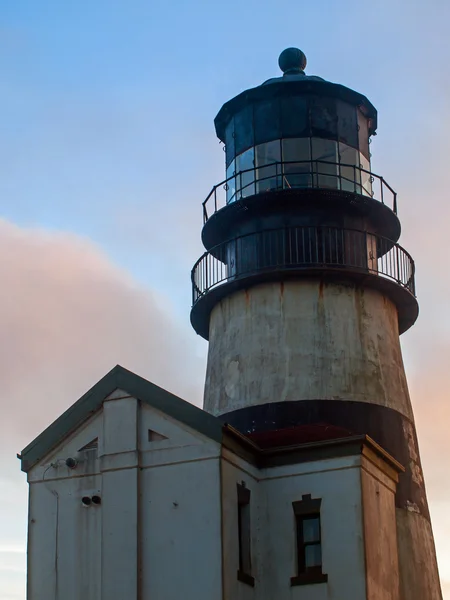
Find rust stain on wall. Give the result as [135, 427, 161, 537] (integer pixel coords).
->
[318, 279, 324, 299]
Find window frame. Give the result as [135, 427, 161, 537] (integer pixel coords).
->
[291, 495, 328, 587]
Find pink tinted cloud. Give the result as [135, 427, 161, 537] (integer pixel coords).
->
[0, 218, 204, 449]
[0, 217, 204, 599]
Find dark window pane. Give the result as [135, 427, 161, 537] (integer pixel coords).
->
[280, 95, 309, 138]
[254, 99, 281, 145]
[310, 95, 338, 139]
[255, 141, 281, 192]
[236, 148, 255, 198]
[225, 117, 235, 166]
[226, 159, 236, 204]
[303, 517, 320, 543]
[305, 544, 322, 568]
[255, 140, 281, 165]
[311, 138, 339, 189]
[337, 100, 358, 148]
[312, 138, 338, 162]
[234, 106, 254, 155]
[282, 138, 311, 188]
[238, 502, 252, 574]
[358, 109, 369, 159]
[282, 138, 311, 162]
[237, 484, 252, 576]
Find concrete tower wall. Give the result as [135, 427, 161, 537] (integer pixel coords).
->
[204, 279, 410, 416]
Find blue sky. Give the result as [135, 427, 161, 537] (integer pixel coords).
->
[1, 1, 450, 598]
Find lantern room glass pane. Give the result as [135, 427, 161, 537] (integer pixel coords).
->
[311, 138, 339, 189]
[254, 100, 281, 145]
[357, 109, 370, 159]
[339, 143, 360, 193]
[226, 159, 236, 204]
[225, 117, 235, 167]
[234, 106, 254, 156]
[255, 140, 281, 193]
[236, 147, 255, 198]
[310, 95, 338, 139]
[337, 100, 358, 148]
[282, 138, 311, 189]
[280, 96, 309, 138]
[360, 154, 372, 197]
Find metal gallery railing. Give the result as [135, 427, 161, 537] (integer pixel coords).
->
[202, 160, 397, 223]
[192, 226, 414, 305]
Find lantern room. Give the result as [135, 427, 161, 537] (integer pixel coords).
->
[215, 48, 377, 204]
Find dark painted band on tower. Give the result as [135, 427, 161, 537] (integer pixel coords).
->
[201, 188, 401, 250]
[219, 399, 430, 520]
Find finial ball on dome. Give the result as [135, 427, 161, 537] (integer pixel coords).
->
[278, 47, 307, 74]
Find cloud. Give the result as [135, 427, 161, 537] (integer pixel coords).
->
[0, 218, 205, 445]
[0, 218, 208, 598]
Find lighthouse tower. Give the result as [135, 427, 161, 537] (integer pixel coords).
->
[191, 48, 442, 599]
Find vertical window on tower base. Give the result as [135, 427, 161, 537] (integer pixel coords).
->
[237, 483, 255, 587]
[291, 495, 328, 586]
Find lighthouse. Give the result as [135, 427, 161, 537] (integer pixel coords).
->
[20, 48, 442, 600]
[191, 48, 442, 599]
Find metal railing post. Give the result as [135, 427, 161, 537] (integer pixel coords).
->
[395, 244, 401, 285]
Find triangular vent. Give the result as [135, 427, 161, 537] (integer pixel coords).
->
[148, 429, 168, 442]
[78, 438, 99, 451]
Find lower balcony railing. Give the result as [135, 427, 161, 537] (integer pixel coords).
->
[191, 226, 415, 305]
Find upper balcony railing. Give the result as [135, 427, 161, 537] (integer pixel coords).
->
[202, 160, 397, 223]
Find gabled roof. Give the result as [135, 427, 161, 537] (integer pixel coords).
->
[19, 365, 223, 472]
[19, 365, 404, 477]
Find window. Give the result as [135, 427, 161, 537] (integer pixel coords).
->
[236, 148, 255, 199]
[237, 482, 254, 587]
[357, 109, 369, 159]
[339, 142, 360, 193]
[255, 140, 281, 193]
[359, 154, 372, 197]
[234, 106, 254, 155]
[291, 495, 328, 586]
[282, 138, 311, 189]
[254, 99, 281, 145]
[230, 137, 372, 200]
[225, 117, 235, 166]
[337, 100, 358, 148]
[226, 159, 236, 204]
[310, 95, 338, 139]
[311, 139, 339, 189]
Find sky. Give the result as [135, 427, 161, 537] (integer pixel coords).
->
[0, 0, 449, 598]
